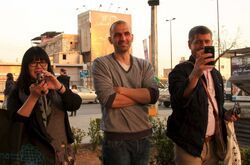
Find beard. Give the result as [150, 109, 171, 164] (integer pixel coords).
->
[116, 48, 129, 54]
[115, 43, 131, 54]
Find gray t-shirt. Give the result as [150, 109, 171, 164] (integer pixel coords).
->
[92, 53, 158, 133]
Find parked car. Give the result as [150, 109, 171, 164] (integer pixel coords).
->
[76, 86, 99, 104]
[224, 80, 232, 100]
[158, 87, 171, 107]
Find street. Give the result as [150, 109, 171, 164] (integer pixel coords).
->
[68, 103, 172, 143]
[72, 103, 102, 115]
[72, 103, 171, 116]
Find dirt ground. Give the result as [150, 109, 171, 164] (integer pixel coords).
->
[75, 144, 101, 165]
[74, 144, 158, 165]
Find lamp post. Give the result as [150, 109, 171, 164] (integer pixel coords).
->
[216, 0, 221, 71]
[166, 18, 176, 70]
[148, 0, 159, 76]
[148, 0, 159, 115]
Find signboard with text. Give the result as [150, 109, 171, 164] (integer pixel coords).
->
[230, 54, 250, 101]
[231, 55, 250, 76]
[80, 70, 89, 79]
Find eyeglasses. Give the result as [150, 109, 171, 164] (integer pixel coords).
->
[29, 60, 48, 67]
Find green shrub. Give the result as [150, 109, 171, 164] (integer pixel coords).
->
[241, 147, 250, 164]
[88, 118, 103, 151]
[74, 116, 250, 164]
[149, 117, 175, 165]
[71, 127, 86, 153]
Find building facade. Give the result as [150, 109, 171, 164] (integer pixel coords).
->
[33, 32, 85, 87]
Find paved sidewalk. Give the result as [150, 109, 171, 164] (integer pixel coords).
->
[69, 109, 172, 143]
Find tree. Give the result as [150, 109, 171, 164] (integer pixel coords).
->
[213, 26, 240, 60]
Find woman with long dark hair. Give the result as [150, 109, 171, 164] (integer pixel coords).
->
[7, 46, 82, 164]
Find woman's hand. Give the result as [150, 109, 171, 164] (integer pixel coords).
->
[41, 71, 63, 91]
[19, 80, 48, 117]
[29, 81, 48, 97]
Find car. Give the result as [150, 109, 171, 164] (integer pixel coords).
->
[224, 80, 232, 100]
[76, 86, 99, 104]
[158, 87, 171, 107]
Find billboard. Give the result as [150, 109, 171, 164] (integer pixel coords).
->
[231, 55, 250, 76]
[90, 11, 131, 60]
[230, 54, 250, 101]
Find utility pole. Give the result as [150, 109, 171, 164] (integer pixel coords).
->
[148, 0, 159, 76]
[148, 0, 159, 116]
[216, 0, 221, 71]
[166, 18, 176, 70]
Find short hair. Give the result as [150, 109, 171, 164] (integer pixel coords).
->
[71, 84, 77, 89]
[6, 73, 14, 80]
[7, 73, 13, 80]
[188, 26, 212, 42]
[109, 20, 128, 35]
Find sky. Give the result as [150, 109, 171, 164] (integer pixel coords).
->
[0, 0, 250, 76]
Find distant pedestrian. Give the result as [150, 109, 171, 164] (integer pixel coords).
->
[70, 85, 79, 116]
[57, 68, 70, 89]
[2, 73, 15, 109]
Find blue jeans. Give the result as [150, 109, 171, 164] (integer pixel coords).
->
[102, 137, 151, 165]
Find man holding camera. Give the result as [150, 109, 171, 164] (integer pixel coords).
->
[166, 25, 238, 164]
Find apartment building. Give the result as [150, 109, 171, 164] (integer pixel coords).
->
[32, 31, 85, 87]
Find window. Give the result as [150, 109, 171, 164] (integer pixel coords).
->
[70, 41, 76, 50]
[63, 54, 67, 60]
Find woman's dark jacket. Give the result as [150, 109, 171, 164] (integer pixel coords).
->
[166, 55, 227, 157]
[7, 86, 82, 162]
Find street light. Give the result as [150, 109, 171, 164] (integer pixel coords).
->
[166, 18, 176, 70]
[216, 0, 221, 71]
[148, 0, 159, 76]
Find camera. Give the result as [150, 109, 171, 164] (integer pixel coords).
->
[204, 46, 215, 65]
[36, 73, 45, 84]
